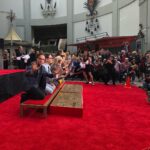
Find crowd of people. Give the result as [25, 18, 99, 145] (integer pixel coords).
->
[2, 46, 37, 69]
[2, 46, 150, 101]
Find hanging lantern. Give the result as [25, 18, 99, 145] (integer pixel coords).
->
[85, 17, 100, 34]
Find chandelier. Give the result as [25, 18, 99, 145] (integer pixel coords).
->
[84, 0, 101, 35]
[85, 13, 99, 35]
[40, 0, 56, 17]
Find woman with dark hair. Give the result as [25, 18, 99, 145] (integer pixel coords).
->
[86, 56, 94, 85]
[82, 55, 94, 85]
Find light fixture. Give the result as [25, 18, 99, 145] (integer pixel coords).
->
[84, 0, 101, 35]
[40, 0, 57, 17]
[7, 10, 16, 23]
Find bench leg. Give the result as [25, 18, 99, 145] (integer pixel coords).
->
[43, 107, 47, 117]
[20, 105, 24, 117]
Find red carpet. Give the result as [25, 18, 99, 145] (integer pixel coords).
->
[0, 69, 25, 76]
[0, 82, 150, 150]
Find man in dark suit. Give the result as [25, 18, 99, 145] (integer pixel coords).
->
[20, 54, 54, 103]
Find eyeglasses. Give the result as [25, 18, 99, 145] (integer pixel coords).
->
[38, 58, 45, 61]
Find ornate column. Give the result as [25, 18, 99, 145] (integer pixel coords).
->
[23, 0, 32, 41]
[67, 0, 73, 51]
[112, 0, 119, 36]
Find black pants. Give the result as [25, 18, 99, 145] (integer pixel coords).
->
[20, 87, 45, 103]
[105, 71, 116, 85]
[4, 60, 8, 69]
[26, 87, 45, 99]
[20, 73, 51, 103]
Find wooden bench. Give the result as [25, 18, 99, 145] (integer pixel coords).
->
[20, 81, 65, 117]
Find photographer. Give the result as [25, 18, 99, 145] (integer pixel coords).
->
[144, 52, 150, 101]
